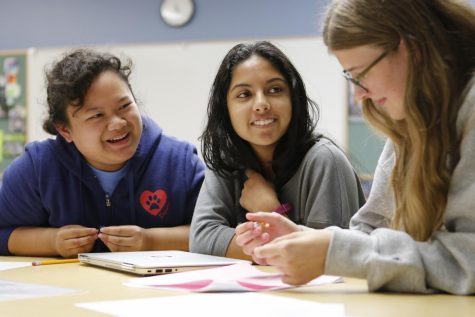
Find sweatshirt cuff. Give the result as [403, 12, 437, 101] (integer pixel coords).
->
[298, 225, 312, 231]
[324, 226, 373, 279]
[217, 227, 238, 257]
[0, 227, 16, 255]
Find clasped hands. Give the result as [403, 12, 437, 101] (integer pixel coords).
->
[54, 224, 149, 257]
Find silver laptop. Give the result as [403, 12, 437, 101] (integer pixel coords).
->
[78, 250, 249, 275]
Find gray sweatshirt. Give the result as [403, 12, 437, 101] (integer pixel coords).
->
[325, 79, 475, 294]
[190, 138, 365, 256]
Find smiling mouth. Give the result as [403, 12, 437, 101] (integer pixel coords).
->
[252, 118, 276, 126]
[107, 132, 129, 143]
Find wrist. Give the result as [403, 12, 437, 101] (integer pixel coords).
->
[141, 228, 152, 251]
[272, 203, 293, 215]
[256, 199, 281, 213]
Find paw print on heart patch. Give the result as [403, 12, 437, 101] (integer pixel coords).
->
[139, 189, 169, 217]
[146, 194, 161, 210]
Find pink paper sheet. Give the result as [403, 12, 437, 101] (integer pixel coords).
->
[125, 263, 341, 292]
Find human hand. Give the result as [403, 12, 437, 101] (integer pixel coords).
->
[253, 230, 332, 285]
[98, 225, 149, 252]
[235, 212, 301, 257]
[54, 225, 98, 258]
[240, 169, 280, 212]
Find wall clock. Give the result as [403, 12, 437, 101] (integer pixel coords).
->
[160, 0, 195, 27]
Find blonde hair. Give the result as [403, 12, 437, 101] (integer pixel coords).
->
[323, 0, 475, 241]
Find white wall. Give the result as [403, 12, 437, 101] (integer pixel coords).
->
[26, 37, 347, 154]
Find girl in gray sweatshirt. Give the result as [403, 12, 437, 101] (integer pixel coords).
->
[241, 0, 475, 294]
[190, 41, 365, 260]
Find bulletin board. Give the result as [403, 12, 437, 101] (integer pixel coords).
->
[0, 52, 27, 177]
[346, 83, 385, 197]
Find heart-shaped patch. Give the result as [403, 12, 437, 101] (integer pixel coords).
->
[140, 189, 169, 216]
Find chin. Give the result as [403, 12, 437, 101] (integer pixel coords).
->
[389, 112, 406, 121]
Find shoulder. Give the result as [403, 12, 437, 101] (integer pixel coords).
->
[160, 134, 198, 153]
[203, 168, 236, 184]
[376, 139, 395, 171]
[157, 134, 201, 168]
[303, 138, 350, 168]
[25, 138, 55, 153]
[141, 116, 199, 158]
[199, 168, 240, 199]
[150, 134, 205, 179]
[3, 139, 57, 180]
[457, 77, 475, 137]
[23, 138, 59, 164]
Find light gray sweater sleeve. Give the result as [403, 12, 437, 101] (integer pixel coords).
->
[189, 169, 240, 256]
[325, 82, 475, 294]
[284, 139, 364, 229]
[190, 140, 365, 256]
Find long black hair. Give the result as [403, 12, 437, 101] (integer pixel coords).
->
[201, 41, 321, 189]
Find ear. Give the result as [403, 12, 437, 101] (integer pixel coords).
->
[54, 123, 73, 143]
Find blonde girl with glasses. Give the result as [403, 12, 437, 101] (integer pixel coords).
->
[236, 0, 475, 294]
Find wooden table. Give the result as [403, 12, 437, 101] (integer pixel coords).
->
[1, 256, 474, 316]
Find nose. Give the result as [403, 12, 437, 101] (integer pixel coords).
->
[353, 85, 369, 102]
[253, 92, 270, 112]
[107, 115, 126, 131]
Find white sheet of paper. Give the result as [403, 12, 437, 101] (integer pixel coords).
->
[125, 263, 342, 292]
[0, 262, 31, 271]
[77, 292, 345, 317]
[0, 280, 77, 301]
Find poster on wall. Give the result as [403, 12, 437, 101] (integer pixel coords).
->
[347, 83, 363, 120]
[346, 83, 385, 198]
[0, 52, 27, 178]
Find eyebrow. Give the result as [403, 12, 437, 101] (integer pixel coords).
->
[344, 64, 365, 73]
[229, 77, 287, 91]
[72, 96, 132, 117]
[85, 96, 131, 112]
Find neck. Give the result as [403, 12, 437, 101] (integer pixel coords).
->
[256, 152, 275, 179]
[259, 160, 272, 178]
[252, 145, 275, 179]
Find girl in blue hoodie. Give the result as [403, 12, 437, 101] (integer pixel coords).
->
[0, 49, 204, 257]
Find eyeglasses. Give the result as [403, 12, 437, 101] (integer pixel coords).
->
[343, 50, 389, 93]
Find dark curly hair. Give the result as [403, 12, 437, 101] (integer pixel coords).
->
[42, 49, 134, 135]
[201, 41, 321, 189]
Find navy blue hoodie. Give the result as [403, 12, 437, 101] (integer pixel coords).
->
[0, 116, 204, 254]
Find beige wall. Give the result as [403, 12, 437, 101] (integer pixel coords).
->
[26, 37, 347, 154]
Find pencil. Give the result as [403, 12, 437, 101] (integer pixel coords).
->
[32, 258, 80, 266]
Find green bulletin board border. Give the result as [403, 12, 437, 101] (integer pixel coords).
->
[0, 50, 28, 178]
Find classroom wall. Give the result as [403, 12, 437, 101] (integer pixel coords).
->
[3, 0, 475, 165]
[4, 0, 347, 153]
[0, 0, 326, 50]
[26, 38, 346, 152]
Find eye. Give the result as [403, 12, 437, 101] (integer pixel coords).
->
[120, 101, 133, 110]
[236, 90, 251, 99]
[269, 86, 283, 94]
[87, 113, 103, 120]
